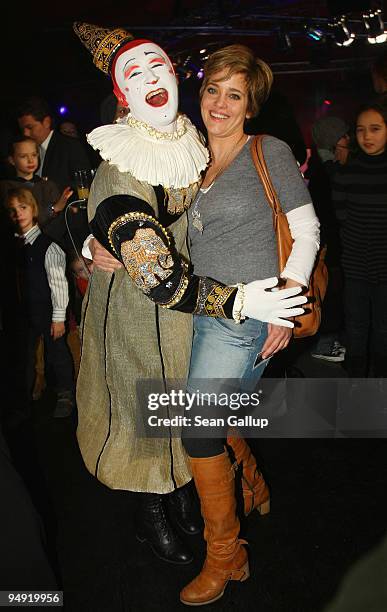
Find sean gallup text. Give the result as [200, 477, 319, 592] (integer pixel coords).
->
[147, 415, 269, 428]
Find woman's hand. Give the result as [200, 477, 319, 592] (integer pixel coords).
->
[90, 238, 123, 273]
[261, 323, 292, 359]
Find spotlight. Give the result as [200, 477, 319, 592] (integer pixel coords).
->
[304, 24, 326, 43]
[196, 69, 204, 79]
[329, 15, 355, 47]
[59, 106, 68, 115]
[277, 26, 292, 52]
[363, 9, 387, 44]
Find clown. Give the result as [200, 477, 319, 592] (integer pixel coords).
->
[73, 22, 305, 571]
[112, 39, 179, 129]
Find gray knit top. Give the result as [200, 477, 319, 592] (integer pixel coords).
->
[188, 136, 311, 285]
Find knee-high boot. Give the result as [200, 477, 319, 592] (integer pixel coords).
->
[180, 451, 249, 606]
[227, 433, 270, 516]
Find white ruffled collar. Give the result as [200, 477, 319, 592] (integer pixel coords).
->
[87, 113, 209, 189]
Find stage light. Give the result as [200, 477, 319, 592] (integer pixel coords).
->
[305, 24, 326, 43]
[59, 106, 68, 115]
[197, 69, 204, 79]
[277, 26, 292, 52]
[329, 15, 355, 46]
[324, 99, 332, 105]
[363, 9, 387, 44]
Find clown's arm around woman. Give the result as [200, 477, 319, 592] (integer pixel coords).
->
[90, 192, 307, 327]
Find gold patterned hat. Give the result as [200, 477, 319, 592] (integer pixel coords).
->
[73, 22, 134, 75]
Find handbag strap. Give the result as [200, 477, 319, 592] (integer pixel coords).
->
[250, 134, 283, 216]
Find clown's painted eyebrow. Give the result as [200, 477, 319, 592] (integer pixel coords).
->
[123, 52, 165, 69]
[124, 51, 166, 78]
[124, 57, 137, 69]
[124, 63, 140, 79]
[145, 51, 167, 61]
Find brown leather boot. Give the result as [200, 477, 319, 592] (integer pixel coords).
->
[227, 433, 270, 516]
[180, 451, 249, 606]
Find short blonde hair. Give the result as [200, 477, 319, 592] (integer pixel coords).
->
[200, 44, 273, 117]
[9, 136, 39, 157]
[6, 187, 39, 223]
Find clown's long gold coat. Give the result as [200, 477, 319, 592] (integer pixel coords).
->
[76, 161, 193, 492]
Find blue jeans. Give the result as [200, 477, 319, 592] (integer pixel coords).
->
[182, 316, 269, 457]
[188, 316, 269, 388]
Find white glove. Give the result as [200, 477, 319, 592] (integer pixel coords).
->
[234, 277, 307, 328]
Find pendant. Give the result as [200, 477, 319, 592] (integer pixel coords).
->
[191, 190, 204, 233]
[192, 215, 204, 233]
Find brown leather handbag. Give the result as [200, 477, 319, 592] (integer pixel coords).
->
[251, 135, 328, 338]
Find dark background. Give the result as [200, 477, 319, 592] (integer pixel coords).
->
[2, 1, 384, 144]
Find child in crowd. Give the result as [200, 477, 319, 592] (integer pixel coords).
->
[59, 121, 79, 139]
[332, 99, 387, 378]
[6, 187, 75, 417]
[0, 136, 72, 233]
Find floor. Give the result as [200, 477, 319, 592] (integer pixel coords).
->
[3, 338, 387, 612]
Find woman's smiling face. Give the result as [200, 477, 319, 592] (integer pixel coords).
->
[113, 42, 178, 129]
[200, 70, 251, 140]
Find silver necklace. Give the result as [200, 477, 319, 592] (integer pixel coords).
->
[191, 134, 248, 234]
[191, 189, 207, 233]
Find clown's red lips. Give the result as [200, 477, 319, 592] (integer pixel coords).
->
[146, 88, 169, 107]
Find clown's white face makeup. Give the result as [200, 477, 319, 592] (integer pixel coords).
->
[114, 42, 178, 132]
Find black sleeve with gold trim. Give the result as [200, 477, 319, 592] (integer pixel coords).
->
[89, 194, 146, 257]
[91, 195, 237, 318]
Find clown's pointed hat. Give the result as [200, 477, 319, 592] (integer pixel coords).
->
[73, 22, 134, 75]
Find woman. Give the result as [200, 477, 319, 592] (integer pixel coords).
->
[178, 45, 320, 605]
[74, 23, 306, 569]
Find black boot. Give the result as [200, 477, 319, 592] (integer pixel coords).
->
[166, 483, 203, 535]
[136, 493, 193, 564]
